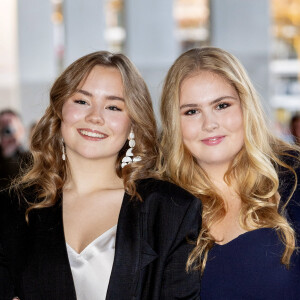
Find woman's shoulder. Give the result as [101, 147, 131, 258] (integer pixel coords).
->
[278, 150, 300, 192]
[134, 178, 202, 239]
[277, 151, 300, 236]
[0, 188, 20, 211]
[0, 186, 37, 219]
[136, 178, 201, 208]
[0, 188, 22, 213]
[0, 188, 29, 241]
[278, 150, 300, 167]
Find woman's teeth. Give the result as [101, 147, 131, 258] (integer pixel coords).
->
[80, 130, 105, 138]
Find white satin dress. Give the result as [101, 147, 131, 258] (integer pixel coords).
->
[66, 225, 117, 300]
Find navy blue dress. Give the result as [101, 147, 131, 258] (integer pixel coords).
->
[201, 159, 300, 300]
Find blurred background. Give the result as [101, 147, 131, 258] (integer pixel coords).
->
[1, 0, 300, 143]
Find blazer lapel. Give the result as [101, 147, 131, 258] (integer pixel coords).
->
[25, 190, 159, 299]
[106, 193, 141, 300]
[106, 193, 158, 300]
[140, 239, 158, 269]
[28, 201, 76, 299]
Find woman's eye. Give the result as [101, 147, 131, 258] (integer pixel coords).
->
[184, 109, 198, 115]
[74, 100, 87, 105]
[216, 102, 230, 110]
[107, 105, 121, 111]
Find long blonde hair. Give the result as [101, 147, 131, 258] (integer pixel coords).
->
[14, 51, 158, 219]
[159, 47, 298, 272]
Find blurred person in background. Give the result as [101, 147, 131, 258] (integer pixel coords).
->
[290, 114, 300, 145]
[159, 47, 300, 300]
[0, 51, 201, 300]
[0, 109, 29, 190]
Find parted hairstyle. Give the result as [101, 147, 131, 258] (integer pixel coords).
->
[14, 51, 158, 218]
[159, 47, 299, 273]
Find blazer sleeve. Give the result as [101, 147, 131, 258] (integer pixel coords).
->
[160, 197, 201, 300]
[0, 241, 15, 299]
[0, 191, 17, 300]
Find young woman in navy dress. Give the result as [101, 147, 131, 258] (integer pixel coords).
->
[159, 47, 300, 300]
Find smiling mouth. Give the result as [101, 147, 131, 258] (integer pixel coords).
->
[201, 136, 225, 145]
[78, 129, 107, 138]
[207, 137, 219, 142]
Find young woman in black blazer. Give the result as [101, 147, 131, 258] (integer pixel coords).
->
[0, 51, 202, 300]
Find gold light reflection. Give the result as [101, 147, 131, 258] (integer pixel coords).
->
[105, 0, 125, 52]
[272, 0, 300, 58]
[174, 0, 209, 28]
[106, 0, 123, 27]
[51, 11, 63, 24]
[272, 0, 300, 133]
[51, 0, 64, 73]
[174, 0, 210, 51]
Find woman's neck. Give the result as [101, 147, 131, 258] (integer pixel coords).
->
[202, 164, 240, 203]
[202, 164, 227, 184]
[64, 155, 123, 195]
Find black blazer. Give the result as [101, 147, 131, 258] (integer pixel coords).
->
[0, 178, 202, 299]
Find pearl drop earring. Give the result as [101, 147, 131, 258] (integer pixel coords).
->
[121, 131, 141, 168]
[62, 139, 66, 161]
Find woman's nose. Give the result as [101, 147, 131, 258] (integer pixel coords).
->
[85, 107, 105, 125]
[201, 113, 219, 132]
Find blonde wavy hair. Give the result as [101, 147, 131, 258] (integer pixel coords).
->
[14, 51, 158, 219]
[159, 47, 299, 273]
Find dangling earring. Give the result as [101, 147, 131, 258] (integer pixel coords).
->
[62, 138, 66, 161]
[121, 130, 141, 168]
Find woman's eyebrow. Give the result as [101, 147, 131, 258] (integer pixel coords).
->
[180, 96, 238, 110]
[180, 103, 199, 110]
[209, 96, 237, 105]
[76, 89, 93, 97]
[75, 90, 124, 102]
[106, 95, 125, 101]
